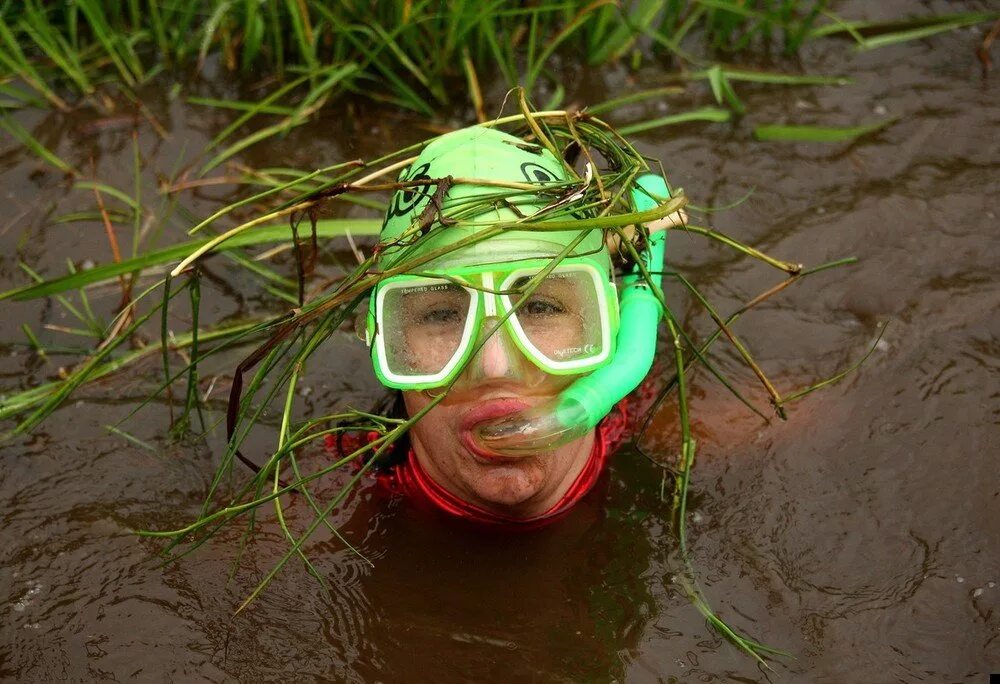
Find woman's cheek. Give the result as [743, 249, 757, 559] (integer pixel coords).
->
[403, 392, 460, 455]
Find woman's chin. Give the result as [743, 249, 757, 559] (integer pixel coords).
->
[457, 449, 548, 511]
[468, 466, 543, 509]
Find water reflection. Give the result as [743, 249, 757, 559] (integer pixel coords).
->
[334, 456, 662, 680]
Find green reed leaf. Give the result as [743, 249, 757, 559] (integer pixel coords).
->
[753, 118, 895, 142]
[0, 219, 382, 302]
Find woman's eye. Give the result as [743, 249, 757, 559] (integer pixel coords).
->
[419, 308, 462, 325]
[523, 297, 566, 316]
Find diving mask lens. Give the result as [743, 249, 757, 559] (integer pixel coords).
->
[375, 277, 479, 386]
[501, 265, 614, 373]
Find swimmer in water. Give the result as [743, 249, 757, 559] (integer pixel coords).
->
[353, 125, 677, 524]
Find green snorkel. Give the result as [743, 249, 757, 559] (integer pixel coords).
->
[473, 173, 669, 454]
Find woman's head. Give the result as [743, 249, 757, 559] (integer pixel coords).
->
[363, 125, 660, 518]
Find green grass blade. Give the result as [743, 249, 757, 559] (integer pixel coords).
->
[366, 20, 441, 102]
[8, 286, 174, 436]
[526, 0, 614, 92]
[197, 0, 234, 70]
[19, 262, 101, 335]
[0, 219, 382, 302]
[0, 17, 70, 110]
[706, 65, 745, 115]
[618, 107, 731, 135]
[21, 323, 47, 361]
[131, 132, 141, 256]
[206, 73, 311, 150]
[283, 0, 318, 72]
[200, 116, 310, 174]
[587, 86, 685, 116]
[18, 2, 93, 95]
[105, 424, 157, 453]
[74, 181, 141, 212]
[808, 11, 998, 41]
[779, 322, 889, 404]
[0, 116, 77, 175]
[74, 0, 143, 86]
[589, 0, 664, 64]
[294, 62, 360, 114]
[753, 118, 895, 142]
[690, 67, 850, 86]
[187, 96, 296, 116]
[0, 319, 261, 424]
[858, 16, 997, 51]
[0, 83, 45, 109]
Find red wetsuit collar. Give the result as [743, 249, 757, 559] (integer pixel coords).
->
[396, 431, 612, 526]
[389, 400, 628, 526]
[324, 399, 630, 526]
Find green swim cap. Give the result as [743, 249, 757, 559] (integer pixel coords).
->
[377, 126, 610, 273]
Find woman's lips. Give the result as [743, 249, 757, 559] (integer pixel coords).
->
[459, 398, 530, 463]
[460, 398, 530, 432]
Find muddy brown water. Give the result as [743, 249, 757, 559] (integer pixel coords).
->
[2, 6, 998, 683]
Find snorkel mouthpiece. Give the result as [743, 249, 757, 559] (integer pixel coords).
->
[473, 396, 592, 452]
[474, 173, 671, 455]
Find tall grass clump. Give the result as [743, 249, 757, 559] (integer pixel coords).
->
[3, 0, 995, 187]
[3, 0, 993, 118]
[1, 1, 827, 104]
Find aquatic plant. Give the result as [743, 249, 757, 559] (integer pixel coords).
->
[0, 0, 832, 110]
[1, 0, 994, 148]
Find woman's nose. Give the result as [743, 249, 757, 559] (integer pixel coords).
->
[451, 317, 550, 393]
[479, 324, 511, 378]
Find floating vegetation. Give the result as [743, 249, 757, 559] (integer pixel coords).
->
[753, 118, 897, 143]
[0, 115, 78, 175]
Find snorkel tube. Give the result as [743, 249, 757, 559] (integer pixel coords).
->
[474, 173, 670, 454]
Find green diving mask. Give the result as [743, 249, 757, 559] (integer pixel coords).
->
[367, 254, 619, 390]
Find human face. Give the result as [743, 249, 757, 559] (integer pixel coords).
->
[402, 321, 596, 519]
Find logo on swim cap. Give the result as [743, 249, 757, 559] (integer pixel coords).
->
[520, 162, 558, 184]
[388, 162, 433, 218]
